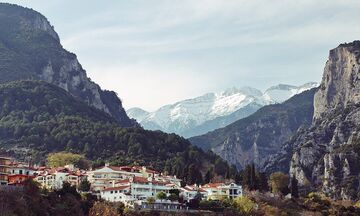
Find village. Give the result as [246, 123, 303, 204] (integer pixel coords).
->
[0, 156, 243, 210]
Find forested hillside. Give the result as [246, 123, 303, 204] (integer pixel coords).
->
[0, 81, 236, 184]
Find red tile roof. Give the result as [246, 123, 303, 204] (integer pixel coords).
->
[116, 179, 130, 184]
[202, 183, 224, 188]
[102, 185, 130, 192]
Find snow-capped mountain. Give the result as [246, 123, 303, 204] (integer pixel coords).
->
[127, 82, 319, 137]
[263, 82, 319, 103]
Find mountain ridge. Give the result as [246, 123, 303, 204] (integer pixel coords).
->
[0, 3, 136, 127]
[128, 82, 318, 137]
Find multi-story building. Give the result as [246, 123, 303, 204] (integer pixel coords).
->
[34, 167, 86, 190]
[201, 182, 243, 200]
[179, 184, 207, 201]
[99, 176, 177, 204]
[100, 185, 133, 203]
[88, 165, 180, 191]
[0, 156, 11, 185]
[7, 162, 36, 186]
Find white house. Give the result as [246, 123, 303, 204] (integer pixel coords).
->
[200, 182, 243, 200]
[100, 185, 133, 203]
[34, 167, 86, 190]
[88, 165, 181, 192]
[99, 176, 177, 204]
[179, 185, 207, 201]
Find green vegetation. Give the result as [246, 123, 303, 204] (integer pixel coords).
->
[290, 175, 299, 198]
[78, 179, 91, 192]
[0, 81, 236, 184]
[0, 179, 97, 216]
[240, 164, 268, 191]
[156, 192, 167, 201]
[47, 152, 90, 169]
[269, 172, 290, 195]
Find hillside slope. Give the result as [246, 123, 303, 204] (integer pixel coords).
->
[0, 3, 136, 127]
[0, 81, 235, 183]
[189, 88, 316, 170]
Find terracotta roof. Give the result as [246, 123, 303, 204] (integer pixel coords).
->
[116, 179, 130, 184]
[102, 185, 130, 192]
[132, 176, 170, 185]
[8, 174, 34, 178]
[132, 176, 149, 183]
[202, 183, 224, 188]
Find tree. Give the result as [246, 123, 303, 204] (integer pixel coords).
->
[291, 175, 299, 198]
[269, 172, 290, 195]
[156, 192, 167, 201]
[250, 163, 257, 190]
[78, 179, 91, 192]
[204, 170, 213, 183]
[168, 193, 179, 202]
[47, 152, 90, 169]
[89, 202, 118, 216]
[232, 196, 257, 216]
[147, 197, 156, 206]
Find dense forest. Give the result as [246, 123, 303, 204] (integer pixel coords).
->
[0, 81, 237, 184]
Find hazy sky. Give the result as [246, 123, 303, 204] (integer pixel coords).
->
[4, 0, 360, 111]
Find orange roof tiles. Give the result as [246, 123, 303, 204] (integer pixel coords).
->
[102, 185, 130, 192]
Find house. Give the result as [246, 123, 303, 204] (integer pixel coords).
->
[201, 182, 242, 200]
[0, 156, 11, 185]
[7, 162, 37, 186]
[34, 167, 86, 190]
[179, 184, 207, 201]
[99, 176, 176, 204]
[87, 165, 143, 191]
[88, 165, 181, 191]
[100, 185, 133, 203]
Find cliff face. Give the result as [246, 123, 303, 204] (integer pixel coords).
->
[314, 42, 360, 119]
[287, 42, 360, 200]
[0, 3, 136, 127]
[189, 89, 316, 170]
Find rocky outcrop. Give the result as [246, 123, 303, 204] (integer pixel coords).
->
[314, 41, 360, 119]
[284, 42, 360, 200]
[0, 3, 137, 127]
[190, 88, 316, 170]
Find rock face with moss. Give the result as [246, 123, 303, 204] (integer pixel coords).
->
[0, 3, 136, 127]
[286, 42, 360, 200]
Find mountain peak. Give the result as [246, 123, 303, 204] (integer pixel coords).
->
[314, 41, 360, 119]
[0, 3, 136, 127]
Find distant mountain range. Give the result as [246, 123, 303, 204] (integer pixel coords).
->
[128, 82, 319, 137]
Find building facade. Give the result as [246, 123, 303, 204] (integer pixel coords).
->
[0, 156, 11, 185]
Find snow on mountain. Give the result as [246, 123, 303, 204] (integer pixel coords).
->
[263, 82, 319, 103]
[127, 82, 319, 137]
[127, 107, 149, 122]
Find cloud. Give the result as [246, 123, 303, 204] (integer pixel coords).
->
[3, 0, 360, 110]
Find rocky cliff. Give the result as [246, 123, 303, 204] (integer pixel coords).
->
[189, 88, 316, 170]
[0, 3, 136, 127]
[266, 41, 360, 200]
[313, 41, 360, 119]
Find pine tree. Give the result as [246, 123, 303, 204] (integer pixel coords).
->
[204, 170, 212, 183]
[291, 175, 299, 198]
[250, 163, 257, 190]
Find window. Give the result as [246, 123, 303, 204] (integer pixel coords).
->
[111, 191, 113, 194]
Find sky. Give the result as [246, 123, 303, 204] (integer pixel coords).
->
[4, 0, 360, 111]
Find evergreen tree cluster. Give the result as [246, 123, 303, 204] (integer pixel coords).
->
[0, 81, 238, 184]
